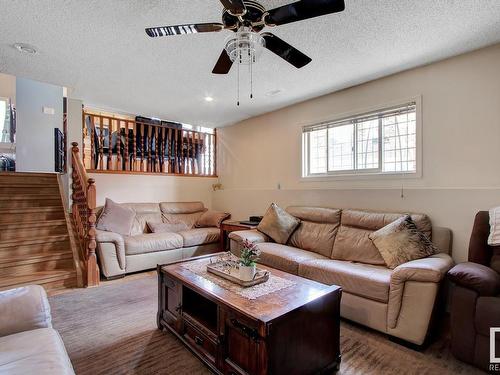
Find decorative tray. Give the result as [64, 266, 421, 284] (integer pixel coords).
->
[207, 253, 269, 288]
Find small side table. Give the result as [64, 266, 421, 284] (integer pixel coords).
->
[220, 220, 258, 252]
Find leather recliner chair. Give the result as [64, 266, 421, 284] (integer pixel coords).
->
[448, 211, 500, 372]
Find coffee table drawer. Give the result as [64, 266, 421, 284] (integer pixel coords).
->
[183, 320, 217, 364]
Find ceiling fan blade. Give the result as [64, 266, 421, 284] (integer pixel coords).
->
[265, 0, 345, 26]
[261, 33, 312, 69]
[220, 0, 246, 15]
[145, 23, 224, 37]
[212, 49, 233, 74]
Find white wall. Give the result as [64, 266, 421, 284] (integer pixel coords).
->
[89, 173, 216, 209]
[214, 43, 500, 263]
[16, 77, 63, 172]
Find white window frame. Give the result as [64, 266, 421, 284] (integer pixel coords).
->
[301, 96, 422, 181]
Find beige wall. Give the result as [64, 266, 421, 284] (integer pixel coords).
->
[214, 43, 500, 263]
[0, 73, 16, 104]
[89, 173, 216, 209]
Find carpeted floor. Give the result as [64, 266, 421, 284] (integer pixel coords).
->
[49, 275, 483, 375]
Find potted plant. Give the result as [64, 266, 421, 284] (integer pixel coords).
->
[239, 239, 261, 281]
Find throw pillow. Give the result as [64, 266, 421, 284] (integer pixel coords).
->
[257, 203, 300, 244]
[147, 221, 189, 233]
[195, 210, 231, 228]
[96, 198, 135, 236]
[369, 215, 437, 269]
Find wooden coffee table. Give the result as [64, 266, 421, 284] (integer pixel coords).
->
[157, 254, 342, 375]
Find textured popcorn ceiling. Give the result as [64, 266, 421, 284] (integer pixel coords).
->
[1, 0, 500, 127]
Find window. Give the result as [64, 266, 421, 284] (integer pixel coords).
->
[302, 102, 418, 177]
[0, 98, 13, 144]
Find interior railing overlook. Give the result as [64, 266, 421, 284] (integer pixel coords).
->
[82, 111, 217, 177]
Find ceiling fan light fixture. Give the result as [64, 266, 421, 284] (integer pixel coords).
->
[224, 28, 265, 64]
[204, 96, 214, 102]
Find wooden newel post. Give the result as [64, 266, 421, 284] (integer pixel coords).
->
[86, 178, 99, 286]
[71, 141, 100, 287]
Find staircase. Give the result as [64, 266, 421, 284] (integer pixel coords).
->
[0, 172, 79, 292]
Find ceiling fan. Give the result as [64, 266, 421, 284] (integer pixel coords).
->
[145, 0, 346, 74]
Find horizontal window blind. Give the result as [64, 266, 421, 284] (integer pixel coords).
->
[303, 102, 416, 133]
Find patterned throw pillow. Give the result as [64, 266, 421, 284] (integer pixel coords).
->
[369, 215, 437, 269]
[257, 203, 300, 244]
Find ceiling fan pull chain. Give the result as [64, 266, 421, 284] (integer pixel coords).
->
[237, 50, 240, 106]
[250, 52, 253, 99]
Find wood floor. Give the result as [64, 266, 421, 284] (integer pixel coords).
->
[0, 172, 78, 292]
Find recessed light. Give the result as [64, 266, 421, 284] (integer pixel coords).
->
[204, 96, 214, 102]
[13, 43, 37, 54]
[266, 89, 283, 97]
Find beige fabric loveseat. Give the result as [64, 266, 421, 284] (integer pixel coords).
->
[96, 202, 220, 278]
[229, 206, 454, 345]
[0, 285, 74, 374]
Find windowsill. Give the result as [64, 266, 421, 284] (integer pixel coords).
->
[300, 170, 422, 182]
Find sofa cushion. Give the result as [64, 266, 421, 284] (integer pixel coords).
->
[492, 248, 500, 274]
[96, 198, 136, 236]
[331, 209, 432, 265]
[122, 203, 162, 236]
[286, 206, 341, 258]
[256, 242, 328, 275]
[160, 202, 206, 214]
[160, 202, 207, 229]
[195, 210, 230, 228]
[179, 228, 220, 247]
[369, 215, 437, 269]
[125, 232, 183, 255]
[0, 285, 52, 337]
[147, 221, 189, 233]
[298, 259, 392, 303]
[0, 328, 74, 375]
[257, 203, 300, 244]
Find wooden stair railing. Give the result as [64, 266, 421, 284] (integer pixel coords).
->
[82, 112, 217, 176]
[71, 142, 99, 287]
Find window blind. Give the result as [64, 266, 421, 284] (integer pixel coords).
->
[303, 102, 417, 133]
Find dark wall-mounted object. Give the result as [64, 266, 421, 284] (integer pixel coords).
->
[54, 128, 64, 173]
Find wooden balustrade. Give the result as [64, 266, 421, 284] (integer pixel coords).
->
[71, 142, 99, 287]
[82, 112, 217, 176]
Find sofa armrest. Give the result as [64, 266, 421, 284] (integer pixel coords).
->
[96, 229, 126, 272]
[392, 252, 455, 284]
[388, 253, 454, 329]
[228, 229, 271, 244]
[448, 262, 500, 296]
[0, 285, 52, 337]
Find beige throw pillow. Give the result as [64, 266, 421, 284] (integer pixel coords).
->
[369, 215, 437, 269]
[257, 203, 300, 244]
[147, 221, 189, 233]
[195, 210, 230, 228]
[96, 198, 135, 236]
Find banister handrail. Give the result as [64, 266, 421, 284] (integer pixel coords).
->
[71, 142, 99, 287]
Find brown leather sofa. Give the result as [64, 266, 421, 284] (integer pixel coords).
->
[448, 211, 500, 372]
[96, 202, 220, 278]
[229, 206, 454, 345]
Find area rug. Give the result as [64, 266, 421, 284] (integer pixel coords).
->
[49, 275, 482, 375]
